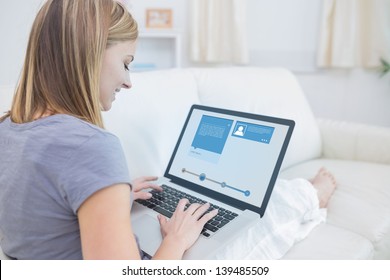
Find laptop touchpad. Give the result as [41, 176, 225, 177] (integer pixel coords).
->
[132, 214, 162, 256]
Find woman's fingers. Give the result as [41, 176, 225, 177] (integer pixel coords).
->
[158, 199, 219, 251]
[174, 198, 190, 214]
[198, 209, 218, 224]
[187, 203, 209, 219]
[185, 202, 202, 215]
[176, 201, 219, 223]
[139, 182, 162, 192]
[131, 176, 162, 200]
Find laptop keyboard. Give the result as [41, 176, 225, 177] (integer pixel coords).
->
[135, 184, 238, 237]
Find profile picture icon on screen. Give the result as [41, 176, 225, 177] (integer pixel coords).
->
[233, 125, 246, 137]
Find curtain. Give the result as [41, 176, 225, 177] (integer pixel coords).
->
[317, 0, 390, 68]
[190, 0, 249, 64]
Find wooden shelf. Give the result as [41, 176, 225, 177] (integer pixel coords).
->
[132, 30, 182, 71]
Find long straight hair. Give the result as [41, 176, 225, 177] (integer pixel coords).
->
[1, 0, 138, 128]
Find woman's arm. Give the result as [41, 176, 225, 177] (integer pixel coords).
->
[78, 183, 141, 259]
[78, 182, 218, 260]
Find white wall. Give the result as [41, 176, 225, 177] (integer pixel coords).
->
[247, 0, 322, 72]
[0, 0, 44, 86]
[243, 0, 390, 127]
[1, 0, 389, 126]
[297, 70, 390, 125]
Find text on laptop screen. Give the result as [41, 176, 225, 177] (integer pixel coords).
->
[167, 108, 290, 208]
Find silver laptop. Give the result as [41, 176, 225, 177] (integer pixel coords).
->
[131, 105, 295, 259]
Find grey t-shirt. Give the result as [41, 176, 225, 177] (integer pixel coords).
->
[0, 115, 132, 259]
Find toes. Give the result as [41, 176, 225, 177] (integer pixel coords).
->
[323, 169, 334, 181]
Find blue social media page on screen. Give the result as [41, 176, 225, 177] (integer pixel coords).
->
[168, 109, 289, 207]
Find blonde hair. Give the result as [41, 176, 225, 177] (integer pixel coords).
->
[1, 0, 138, 127]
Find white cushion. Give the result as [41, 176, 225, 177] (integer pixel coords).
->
[318, 119, 390, 165]
[282, 224, 374, 259]
[280, 158, 390, 259]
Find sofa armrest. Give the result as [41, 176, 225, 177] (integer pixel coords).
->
[318, 119, 390, 164]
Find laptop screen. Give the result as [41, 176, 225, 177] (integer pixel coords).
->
[165, 105, 294, 216]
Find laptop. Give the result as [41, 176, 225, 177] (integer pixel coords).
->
[131, 105, 295, 259]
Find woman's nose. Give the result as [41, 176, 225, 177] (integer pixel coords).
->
[122, 82, 131, 89]
[122, 75, 132, 89]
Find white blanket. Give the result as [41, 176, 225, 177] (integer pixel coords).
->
[214, 178, 327, 259]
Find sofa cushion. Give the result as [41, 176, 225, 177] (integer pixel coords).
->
[282, 224, 374, 259]
[103, 69, 201, 178]
[190, 67, 322, 170]
[280, 158, 390, 259]
[318, 119, 390, 165]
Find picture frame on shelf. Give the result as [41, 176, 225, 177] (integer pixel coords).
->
[145, 8, 173, 28]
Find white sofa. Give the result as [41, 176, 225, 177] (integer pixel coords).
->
[102, 67, 390, 259]
[1, 67, 390, 259]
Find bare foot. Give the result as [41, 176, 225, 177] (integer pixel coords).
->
[309, 168, 337, 208]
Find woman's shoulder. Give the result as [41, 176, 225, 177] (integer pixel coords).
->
[49, 114, 108, 133]
[2, 114, 122, 159]
[2, 114, 112, 137]
[37, 114, 117, 140]
[47, 114, 121, 148]
[14, 114, 121, 156]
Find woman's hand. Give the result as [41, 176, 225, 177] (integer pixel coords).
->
[131, 176, 162, 200]
[157, 199, 218, 253]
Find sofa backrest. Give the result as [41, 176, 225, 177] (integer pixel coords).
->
[103, 67, 322, 179]
[191, 67, 322, 171]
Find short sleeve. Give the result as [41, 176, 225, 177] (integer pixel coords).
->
[59, 131, 131, 213]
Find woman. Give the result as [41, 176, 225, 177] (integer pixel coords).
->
[0, 0, 217, 260]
